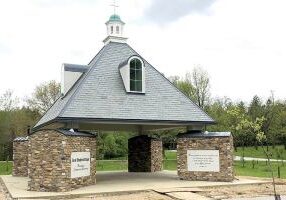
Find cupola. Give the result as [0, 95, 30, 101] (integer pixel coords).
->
[107, 14, 124, 36]
[103, 14, 128, 45]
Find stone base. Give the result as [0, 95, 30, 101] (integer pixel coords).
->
[28, 129, 96, 192]
[177, 132, 234, 182]
[128, 135, 162, 172]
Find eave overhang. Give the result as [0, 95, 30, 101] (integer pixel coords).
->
[33, 117, 216, 132]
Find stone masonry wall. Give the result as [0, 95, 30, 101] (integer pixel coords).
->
[128, 135, 162, 172]
[177, 134, 234, 182]
[150, 139, 163, 172]
[28, 130, 96, 192]
[13, 139, 29, 177]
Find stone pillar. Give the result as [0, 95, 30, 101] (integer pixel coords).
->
[13, 137, 29, 177]
[177, 131, 234, 182]
[28, 129, 96, 192]
[128, 135, 162, 172]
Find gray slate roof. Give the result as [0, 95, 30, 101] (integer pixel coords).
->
[56, 129, 96, 137]
[63, 63, 89, 73]
[177, 132, 231, 138]
[34, 42, 214, 129]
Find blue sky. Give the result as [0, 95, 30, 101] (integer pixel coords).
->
[0, 0, 286, 103]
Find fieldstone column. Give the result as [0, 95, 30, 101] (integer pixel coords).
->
[13, 137, 29, 177]
[177, 131, 234, 182]
[128, 135, 162, 172]
[28, 129, 96, 192]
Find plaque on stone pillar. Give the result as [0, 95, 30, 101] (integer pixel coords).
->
[71, 152, 91, 178]
[187, 150, 220, 172]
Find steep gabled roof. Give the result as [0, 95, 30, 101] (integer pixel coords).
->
[34, 42, 214, 129]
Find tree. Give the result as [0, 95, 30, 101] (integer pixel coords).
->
[0, 90, 19, 111]
[279, 132, 286, 150]
[248, 95, 263, 121]
[0, 111, 11, 143]
[170, 66, 211, 109]
[206, 97, 233, 132]
[96, 132, 133, 159]
[104, 134, 117, 158]
[227, 107, 252, 152]
[168, 75, 180, 84]
[0, 90, 19, 160]
[0, 106, 39, 161]
[26, 80, 60, 114]
[256, 123, 280, 200]
[174, 79, 194, 99]
[190, 66, 210, 109]
[226, 106, 280, 198]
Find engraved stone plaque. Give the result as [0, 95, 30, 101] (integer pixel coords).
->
[71, 152, 90, 178]
[187, 150, 220, 172]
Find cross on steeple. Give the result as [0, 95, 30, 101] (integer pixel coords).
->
[110, 0, 119, 15]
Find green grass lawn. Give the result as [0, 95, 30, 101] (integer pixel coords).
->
[234, 145, 286, 159]
[1, 149, 286, 178]
[2, 159, 286, 178]
[234, 160, 286, 178]
[164, 150, 177, 160]
[163, 159, 177, 170]
[164, 159, 286, 179]
[164, 147, 286, 160]
[97, 160, 127, 171]
[0, 161, 12, 175]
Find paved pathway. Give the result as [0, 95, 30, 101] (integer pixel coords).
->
[234, 156, 286, 162]
[1, 172, 270, 199]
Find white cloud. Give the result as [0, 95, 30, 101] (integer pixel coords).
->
[0, 0, 286, 103]
[144, 0, 215, 24]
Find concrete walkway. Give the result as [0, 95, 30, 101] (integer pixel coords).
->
[234, 156, 286, 162]
[1, 171, 271, 199]
[229, 196, 286, 200]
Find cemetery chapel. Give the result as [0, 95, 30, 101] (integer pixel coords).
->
[12, 13, 234, 192]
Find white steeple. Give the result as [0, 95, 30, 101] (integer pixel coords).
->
[103, 3, 128, 45]
[106, 14, 125, 37]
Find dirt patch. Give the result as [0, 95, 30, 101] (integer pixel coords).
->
[68, 191, 174, 200]
[60, 181, 286, 200]
[0, 178, 12, 200]
[0, 184, 5, 200]
[1, 176, 285, 200]
[197, 179, 286, 199]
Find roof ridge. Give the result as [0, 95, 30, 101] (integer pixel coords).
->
[88, 45, 106, 65]
[58, 44, 109, 117]
[125, 43, 214, 122]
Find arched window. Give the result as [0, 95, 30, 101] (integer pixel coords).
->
[111, 26, 114, 34]
[119, 55, 145, 93]
[130, 58, 142, 92]
[116, 26, 119, 34]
